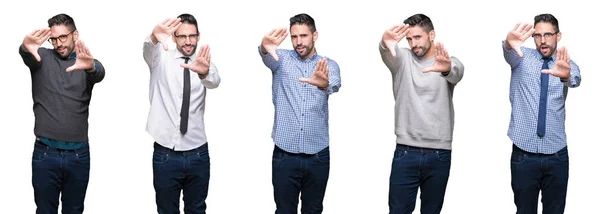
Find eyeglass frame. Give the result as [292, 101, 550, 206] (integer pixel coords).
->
[173, 33, 199, 41]
[532, 32, 558, 40]
[48, 30, 75, 45]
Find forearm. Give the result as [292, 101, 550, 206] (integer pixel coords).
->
[200, 62, 220, 89]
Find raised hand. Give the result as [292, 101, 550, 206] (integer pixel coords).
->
[382, 24, 409, 57]
[423, 42, 452, 73]
[261, 28, 287, 61]
[23, 28, 51, 62]
[506, 23, 534, 57]
[66, 40, 95, 73]
[542, 46, 570, 80]
[299, 58, 329, 89]
[152, 17, 182, 51]
[181, 44, 211, 77]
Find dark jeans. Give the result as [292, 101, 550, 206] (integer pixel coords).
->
[272, 146, 330, 214]
[32, 140, 90, 214]
[153, 142, 210, 214]
[389, 144, 451, 214]
[511, 144, 569, 214]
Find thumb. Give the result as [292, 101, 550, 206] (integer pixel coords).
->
[390, 48, 397, 57]
[299, 78, 310, 83]
[422, 67, 435, 73]
[33, 52, 41, 62]
[66, 64, 76, 73]
[515, 46, 524, 58]
[269, 51, 279, 61]
[541, 69, 553, 75]
[180, 63, 191, 69]
[162, 42, 168, 51]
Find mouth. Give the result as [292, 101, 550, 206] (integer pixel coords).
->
[540, 45, 549, 53]
[296, 46, 305, 52]
[183, 45, 194, 52]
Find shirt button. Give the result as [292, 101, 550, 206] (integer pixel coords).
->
[301, 128, 303, 131]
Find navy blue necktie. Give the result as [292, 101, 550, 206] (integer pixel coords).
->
[537, 58, 551, 137]
[180, 57, 190, 135]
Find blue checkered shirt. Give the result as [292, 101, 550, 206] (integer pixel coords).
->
[259, 47, 341, 154]
[502, 41, 581, 154]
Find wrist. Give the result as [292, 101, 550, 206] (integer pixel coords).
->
[85, 62, 97, 73]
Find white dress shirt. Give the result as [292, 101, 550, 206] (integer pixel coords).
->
[143, 36, 220, 151]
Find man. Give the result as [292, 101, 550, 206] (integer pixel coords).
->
[19, 13, 105, 214]
[143, 13, 220, 214]
[379, 14, 464, 214]
[503, 13, 581, 214]
[258, 13, 341, 214]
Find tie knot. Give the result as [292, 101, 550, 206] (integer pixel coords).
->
[182, 57, 190, 63]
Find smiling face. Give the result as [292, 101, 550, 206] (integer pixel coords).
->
[533, 22, 561, 58]
[290, 24, 318, 59]
[49, 24, 78, 58]
[173, 23, 199, 57]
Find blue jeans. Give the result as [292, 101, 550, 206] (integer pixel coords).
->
[272, 146, 330, 214]
[32, 140, 90, 214]
[153, 142, 210, 214]
[511, 144, 569, 214]
[389, 144, 451, 214]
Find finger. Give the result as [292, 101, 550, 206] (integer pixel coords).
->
[520, 28, 535, 41]
[172, 21, 183, 31]
[390, 25, 401, 33]
[515, 23, 524, 32]
[267, 28, 277, 37]
[315, 59, 323, 72]
[521, 23, 533, 33]
[323, 59, 329, 77]
[564, 47, 570, 63]
[161, 18, 171, 25]
[170, 18, 182, 28]
[511, 23, 521, 32]
[203, 45, 210, 59]
[42, 29, 51, 40]
[164, 17, 178, 27]
[277, 28, 288, 39]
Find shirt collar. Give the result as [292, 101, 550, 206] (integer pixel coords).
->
[292, 49, 319, 61]
[535, 50, 556, 62]
[173, 49, 196, 61]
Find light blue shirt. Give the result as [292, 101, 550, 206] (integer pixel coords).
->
[502, 41, 581, 154]
[259, 47, 341, 154]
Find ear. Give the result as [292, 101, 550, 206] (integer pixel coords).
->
[73, 30, 79, 41]
[313, 31, 319, 42]
[556, 32, 562, 42]
[429, 30, 436, 42]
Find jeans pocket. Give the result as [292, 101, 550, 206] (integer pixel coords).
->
[76, 151, 91, 164]
[32, 150, 46, 163]
[436, 150, 452, 162]
[153, 151, 169, 164]
[317, 148, 330, 163]
[511, 152, 526, 164]
[393, 149, 407, 161]
[196, 149, 210, 162]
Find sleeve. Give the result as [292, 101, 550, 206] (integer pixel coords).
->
[87, 59, 105, 83]
[19, 45, 44, 71]
[441, 57, 464, 85]
[379, 41, 402, 73]
[200, 61, 220, 89]
[564, 60, 581, 88]
[502, 40, 524, 69]
[143, 35, 163, 72]
[258, 46, 283, 73]
[323, 58, 341, 95]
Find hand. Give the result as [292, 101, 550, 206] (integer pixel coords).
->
[542, 46, 570, 80]
[382, 24, 409, 57]
[181, 44, 211, 77]
[506, 23, 534, 57]
[23, 28, 51, 62]
[261, 28, 287, 61]
[66, 40, 95, 72]
[152, 17, 182, 51]
[299, 58, 329, 89]
[422, 42, 451, 73]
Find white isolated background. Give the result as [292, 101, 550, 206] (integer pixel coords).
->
[0, 0, 597, 213]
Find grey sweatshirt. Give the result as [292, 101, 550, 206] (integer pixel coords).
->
[19, 46, 105, 142]
[379, 43, 464, 150]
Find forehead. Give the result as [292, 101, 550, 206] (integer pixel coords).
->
[534, 22, 555, 33]
[290, 24, 311, 35]
[50, 25, 71, 36]
[175, 23, 198, 35]
[406, 26, 427, 37]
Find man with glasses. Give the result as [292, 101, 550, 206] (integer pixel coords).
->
[143, 13, 220, 214]
[18, 13, 105, 213]
[502, 13, 581, 214]
[379, 14, 464, 214]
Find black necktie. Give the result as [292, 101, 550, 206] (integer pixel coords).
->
[180, 57, 190, 135]
[537, 57, 551, 137]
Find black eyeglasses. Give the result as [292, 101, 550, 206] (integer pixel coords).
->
[174, 33, 199, 41]
[532, 32, 557, 40]
[48, 31, 74, 45]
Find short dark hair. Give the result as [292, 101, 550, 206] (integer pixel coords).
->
[48, 13, 76, 31]
[403, 14, 434, 32]
[177, 13, 199, 33]
[289, 13, 316, 33]
[534, 13, 559, 33]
